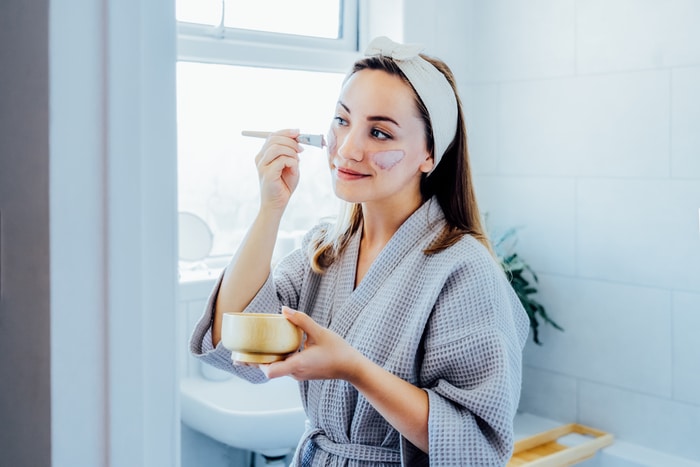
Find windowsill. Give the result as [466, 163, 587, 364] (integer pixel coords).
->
[177, 229, 306, 301]
[179, 274, 218, 302]
[178, 257, 227, 301]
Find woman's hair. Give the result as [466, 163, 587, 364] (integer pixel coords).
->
[308, 54, 492, 273]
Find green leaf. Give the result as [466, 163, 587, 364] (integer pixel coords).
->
[491, 226, 563, 345]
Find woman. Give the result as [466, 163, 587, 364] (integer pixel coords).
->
[190, 36, 529, 466]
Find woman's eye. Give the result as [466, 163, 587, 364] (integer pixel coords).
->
[371, 128, 391, 140]
[333, 116, 348, 126]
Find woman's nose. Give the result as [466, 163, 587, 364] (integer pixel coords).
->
[336, 128, 363, 162]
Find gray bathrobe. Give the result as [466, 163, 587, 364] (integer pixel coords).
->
[190, 198, 530, 466]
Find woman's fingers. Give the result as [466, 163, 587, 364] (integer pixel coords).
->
[263, 355, 295, 379]
[258, 363, 272, 379]
[255, 141, 303, 168]
[258, 154, 299, 185]
[253, 130, 305, 209]
[260, 309, 362, 382]
[254, 129, 303, 165]
[281, 307, 320, 339]
[254, 129, 303, 184]
[263, 309, 320, 380]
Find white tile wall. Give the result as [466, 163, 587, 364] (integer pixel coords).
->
[672, 66, 700, 179]
[403, 0, 700, 458]
[519, 366, 578, 423]
[462, 83, 500, 175]
[673, 291, 700, 405]
[474, 176, 576, 275]
[403, 0, 473, 83]
[469, 0, 576, 82]
[433, 0, 472, 84]
[577, 179, 700, 291]
[524, 275, 673, 397]
[362, 0, 404, 48]
[579, 381, 700, 461]
[577, 0, 700, 73]
[402, 1, 438, 55]
[499, 71, 670, 177]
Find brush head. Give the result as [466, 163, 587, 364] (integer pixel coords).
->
[241, 130, 326, 148]
[296, 133, 326, 148]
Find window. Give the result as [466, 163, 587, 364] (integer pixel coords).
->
[176, 0, 359, 281]
[177, 0, 344, 39]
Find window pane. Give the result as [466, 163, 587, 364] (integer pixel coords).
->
[176, 0, 343, 38]
[224, 0, 341, 38]
[176, 0, 221, 26]
[177, 62, 344, 275]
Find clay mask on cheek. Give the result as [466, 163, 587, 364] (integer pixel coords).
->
[371, 150, 405, 170]
[326, 128, 338, 155]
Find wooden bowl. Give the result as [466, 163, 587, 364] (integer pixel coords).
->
[221, 312, 302, 363]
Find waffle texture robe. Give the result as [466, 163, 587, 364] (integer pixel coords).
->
[190, 198, 530, 466]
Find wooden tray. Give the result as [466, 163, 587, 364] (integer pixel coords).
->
[508, 423, 614, 467]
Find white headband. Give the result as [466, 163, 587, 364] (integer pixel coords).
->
[364, 36, 458, 174]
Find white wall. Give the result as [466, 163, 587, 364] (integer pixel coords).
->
[50, 0, 180, 465]
[3, 0, 181, 463]
[406, 0, 700, 461]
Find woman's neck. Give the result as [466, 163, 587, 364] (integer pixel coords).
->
[360, 193, 424, 250]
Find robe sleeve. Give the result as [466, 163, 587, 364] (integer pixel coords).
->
[407, 249, 529, 466]
[187, 233, 314, 384]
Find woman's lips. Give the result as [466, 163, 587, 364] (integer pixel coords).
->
[335, 166, 369, 180]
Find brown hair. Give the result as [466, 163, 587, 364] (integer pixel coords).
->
[308, 55, 492, 273]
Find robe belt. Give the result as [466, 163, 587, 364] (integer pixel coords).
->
[295, 428, 401, 465]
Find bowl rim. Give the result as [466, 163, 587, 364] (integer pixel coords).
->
[223, 312, 286, 319]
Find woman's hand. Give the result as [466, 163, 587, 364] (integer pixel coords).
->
[263, 306, 430, 452]
[263, 307, 362, 381]
[254, 129, 304, 213]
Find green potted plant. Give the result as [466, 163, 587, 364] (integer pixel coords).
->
[490, 225, 563, 345]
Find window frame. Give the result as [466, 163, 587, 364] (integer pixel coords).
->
[176, 0, 361, 72]
[175, 0, 362, 275]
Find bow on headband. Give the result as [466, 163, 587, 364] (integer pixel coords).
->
[364, 36, 424, 61]
[362, 36, 459, 175]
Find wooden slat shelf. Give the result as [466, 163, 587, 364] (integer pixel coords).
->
[508, 423, 614, 467]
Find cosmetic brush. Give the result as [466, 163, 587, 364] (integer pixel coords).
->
[241, 130, 326, 148]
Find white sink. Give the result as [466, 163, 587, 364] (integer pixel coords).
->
[180, 374, 306, 456]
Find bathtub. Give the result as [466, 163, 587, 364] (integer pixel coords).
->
[577, 440, 700, 467]
[514, 413, 700, 467]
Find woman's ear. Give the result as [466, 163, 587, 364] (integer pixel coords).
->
[418, 151, 434, 174]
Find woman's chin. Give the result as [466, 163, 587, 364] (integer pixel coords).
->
[334, 192, 363, 204]
[331, 183, 362, 204]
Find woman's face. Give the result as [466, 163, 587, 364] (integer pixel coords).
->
[327, 69, 433, 206]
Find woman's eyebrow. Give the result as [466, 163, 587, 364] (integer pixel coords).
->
[367, 115, 400, 127]
[338, 101, 401, 127]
